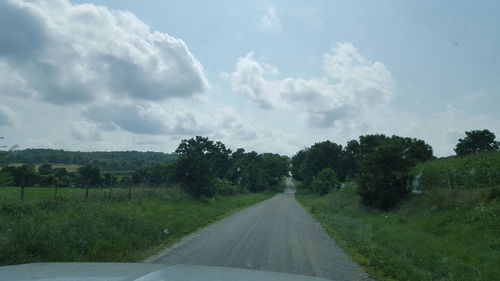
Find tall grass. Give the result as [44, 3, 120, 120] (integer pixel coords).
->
[413, 151, 500, 190]
[296, 183, 500, 281]
[0, 187, 274, 265]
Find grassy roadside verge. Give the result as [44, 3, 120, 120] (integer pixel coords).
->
[0, 187, 274, 265]
[296, 184, 500, 281]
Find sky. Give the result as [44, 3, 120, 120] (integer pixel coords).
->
[0, 0, 499, 157]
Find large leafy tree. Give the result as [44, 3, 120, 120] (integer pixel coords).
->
[10, 165, 38, 201]
[341, 140, 361, 180]
[291, 150, 307, 182]
[78, 164, 102, 200]
[455, 129, 500, 156]
[299, 141, 343, 187]
[175, 136, 231, 197]
[358, 143, 413, 210]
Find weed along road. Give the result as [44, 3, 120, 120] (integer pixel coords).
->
[147, 178, 371, 281]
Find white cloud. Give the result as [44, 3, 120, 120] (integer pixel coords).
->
[0, 104, 15, 127]
[258, 6, 281, 30]
[84, 102, 215, 136]
[228, 43, 395, 130]
[70, 122, 103, 142]
[0, 0, 209, 105]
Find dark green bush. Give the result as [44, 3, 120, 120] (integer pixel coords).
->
[311, 168, 340, 195]
[358, 143, 412, 210]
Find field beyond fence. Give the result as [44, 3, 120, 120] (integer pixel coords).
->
[0, 186, 274, 265]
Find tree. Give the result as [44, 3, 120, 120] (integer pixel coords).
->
[299, 141, 343, 187]
[358, 143, 413, 210]
[78, 164, 102, 200]
[38, 163, 53, 175]
[396, 137, 434, 163]
[175, 154, 214, 197]
[175, 136, 231, 197]
[176, 136, 231, 178]
[103, 172, 118, 199]
[11, 165, 38, 201]
[311, 168, 340, 195]
[455, 129, 500, 156]
[54, 167, 68, 178]
[291, 150, 307, 182]
[341, 140, 361, 180]
[260, 153, 290, 191]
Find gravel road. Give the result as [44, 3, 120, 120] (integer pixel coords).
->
[147, 178, 372, 281]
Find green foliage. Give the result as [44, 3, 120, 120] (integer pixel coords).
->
[358, 143, 413, 210]
[292, 135, 433, 189]
[175, 136, 231, 197]
[227, 150, 289, 192]
[412, 150, 500, 191]
[0, 187, 273, 265]
[2, 149, 177, 171]
[295, 141, 344, 187]
[455, 129, 500, 156]
[487, 187, 500, 201]
[175, 154, 214, 197]
[212, 178, 238, 195]
[0, 172, 14, 186]
[102, 172, 118, 187]
[311, 168, 340, 195]
[341, 140, 361, 180]
[6, 165, 38, 187]
[291, 150, 306, 182]
[296, 184, 500, 281]
[37, 163, 53, 175]
[78, 164, 101, 187]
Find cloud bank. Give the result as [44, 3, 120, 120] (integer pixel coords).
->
[0, 0, 209, 105]
[228, 43, 395, 130]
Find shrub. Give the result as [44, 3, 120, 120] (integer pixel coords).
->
[311, 168, 340, 195]
[487, 187, 500, 201]
[212, 178, 238, 195]
[358, 143, 412, 210]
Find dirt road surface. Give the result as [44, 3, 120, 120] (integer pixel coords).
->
[147, 178, 372, 281]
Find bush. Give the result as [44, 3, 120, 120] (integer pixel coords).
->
[212, 178, 238, 195]
[311, 168, 340, 195]
[358, 143, 412, 210]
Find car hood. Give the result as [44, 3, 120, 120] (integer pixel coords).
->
[0, 263, 330, 281]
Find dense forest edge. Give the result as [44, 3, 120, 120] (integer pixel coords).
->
[292, 129, 500, 281]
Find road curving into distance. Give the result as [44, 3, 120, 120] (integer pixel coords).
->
[146, 178, 372, 281]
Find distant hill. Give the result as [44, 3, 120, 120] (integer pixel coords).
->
[1, 149, 177, 171]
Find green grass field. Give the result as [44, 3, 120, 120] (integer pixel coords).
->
[0, 186, 158, 202]
[0, 186, 274, 265]
[296, 183, 500, 281]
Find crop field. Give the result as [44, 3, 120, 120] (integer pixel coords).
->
[412, 151, 500, 191]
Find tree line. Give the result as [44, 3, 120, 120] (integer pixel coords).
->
[0, 136, 290, 200]
[1, 149, 177, 171]
[292, 129, 500, 210]
[2, 129, 498, 204]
